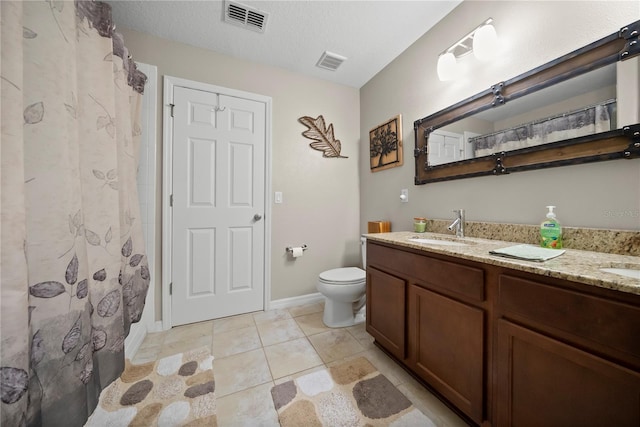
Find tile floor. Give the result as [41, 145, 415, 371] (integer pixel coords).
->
[132, 301, 468, 426]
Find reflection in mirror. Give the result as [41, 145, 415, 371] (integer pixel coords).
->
[427, 63, 617, 166]
[415, 20, 640, 185]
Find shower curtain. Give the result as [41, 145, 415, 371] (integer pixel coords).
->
[1, 1, 149, 425]
[471, 101, 614, 157]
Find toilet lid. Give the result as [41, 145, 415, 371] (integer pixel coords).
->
[319, 267, 366, 284]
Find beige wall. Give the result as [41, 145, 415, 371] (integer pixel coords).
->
[120, 29, 360, 318]
[360, 1, 640, 233]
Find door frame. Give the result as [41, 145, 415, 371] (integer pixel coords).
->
[162, 76, 273, 330]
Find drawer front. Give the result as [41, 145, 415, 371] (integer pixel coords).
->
[499, 274, 640, 362]
[368, 242, 485, 302]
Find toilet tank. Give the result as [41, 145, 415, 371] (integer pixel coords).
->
[360, 236, 367, 269]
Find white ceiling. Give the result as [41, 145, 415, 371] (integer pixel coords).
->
[107, 0, 462, 88]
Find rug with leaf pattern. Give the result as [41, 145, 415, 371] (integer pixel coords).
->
[270, 356, 436, 426]
[85, 347, 216, 426]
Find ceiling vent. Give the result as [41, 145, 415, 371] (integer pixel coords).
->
[224, 1, 269, 33]
[316, 51, 347, 71]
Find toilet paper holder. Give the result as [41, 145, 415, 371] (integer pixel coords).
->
[286, 244, 308, 253]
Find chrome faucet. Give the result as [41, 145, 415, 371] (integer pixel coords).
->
[447, 209, 465, 238]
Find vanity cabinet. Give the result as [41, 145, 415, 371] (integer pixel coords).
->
[365, 240, 640, 427]
[495, 274, 640, 427]
[366, 241, 487, 424]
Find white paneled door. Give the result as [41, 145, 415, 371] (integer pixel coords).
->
[428, 129, 464, 166]
[171, 86, 266, 326]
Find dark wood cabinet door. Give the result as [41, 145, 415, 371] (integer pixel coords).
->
[408, 284, 484, 424]
[366, 266, 406, 360]
[496, 319, 640, 427]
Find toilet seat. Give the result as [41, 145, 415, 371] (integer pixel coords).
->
[318, 267, 365, 285]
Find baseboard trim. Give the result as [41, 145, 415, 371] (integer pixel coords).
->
[124, 324, 147, 359]
[268, 292, 324, 311]
[124, 320, 164, 358]
[149, 320, 164, 333]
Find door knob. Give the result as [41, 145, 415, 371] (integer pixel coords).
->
[254, 214, 263, 221]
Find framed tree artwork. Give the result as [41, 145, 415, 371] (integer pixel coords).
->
[369, 114, 403, 172]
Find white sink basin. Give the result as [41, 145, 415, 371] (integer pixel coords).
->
[599, 268, 640, 280]
[408, 237, 470, 247]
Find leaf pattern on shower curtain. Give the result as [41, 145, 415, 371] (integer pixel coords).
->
[92, 168, 119, 190]
[64, 92, 77, 118]
[46, 0, 68, 42]
[122, 236, 132, 257]
[29, 281, 66, 298]
[113, 63, 127, 90]
[23, 26, 37, 39]
[1, 75, 21, 91]
[68, 209, 82, 235]
[75, 342, 91, 362]
[92, 328, 107, 352]
[1, 1, 149, 425]
[62, 316, 82, 354]
[90, 93, 116, 138]
[129, 254, 144, 267]
[93, 269, 107, 281]
[97, 290, 121, 317]
[30, 330, 46, 367]
[23, 102, 44, 124]
[76, 279, 88, 299]
[65, 254, 79, 285]
[85, 228, 101, 246]
[0, 368, 29, 404]
[79, 359, 93, 384]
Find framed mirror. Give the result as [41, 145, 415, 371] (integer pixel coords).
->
[414, 20, 640, 184]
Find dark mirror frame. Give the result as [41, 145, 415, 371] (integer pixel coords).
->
[414, 20, 640, 185]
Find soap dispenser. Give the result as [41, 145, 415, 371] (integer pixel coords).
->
[540, 206, 563, 249]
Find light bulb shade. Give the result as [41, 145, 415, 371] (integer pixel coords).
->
[473, 24, 498, 61]
[437, 52, 457, 81]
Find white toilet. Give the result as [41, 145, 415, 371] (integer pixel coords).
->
[317, 237, 367, 328]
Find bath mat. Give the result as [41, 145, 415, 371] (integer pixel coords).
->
[85, 347, 216, 426]
[270, 356, 436, 426]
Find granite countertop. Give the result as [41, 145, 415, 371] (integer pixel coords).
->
[364, 231, 640, 296]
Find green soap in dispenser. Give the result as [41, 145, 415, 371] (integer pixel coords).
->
[540, 206, 563, 249]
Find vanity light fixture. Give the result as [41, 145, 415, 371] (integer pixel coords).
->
[437, 18, 498, 81]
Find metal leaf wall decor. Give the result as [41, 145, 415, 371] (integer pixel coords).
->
[299, 115, 348, 158]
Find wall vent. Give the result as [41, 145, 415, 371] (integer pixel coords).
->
[224, 1, 269, 33]
[316, 51, 347, 71]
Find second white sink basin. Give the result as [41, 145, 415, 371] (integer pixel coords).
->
[599, 268, 640, 280]
[408, 237, 470, 247]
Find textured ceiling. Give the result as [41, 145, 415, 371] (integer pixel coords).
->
[107, 0, 462, 88]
